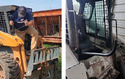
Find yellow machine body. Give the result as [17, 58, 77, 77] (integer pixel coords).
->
[0, 31, 27, 79]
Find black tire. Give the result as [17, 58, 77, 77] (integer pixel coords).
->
[0, 53, 20, 79]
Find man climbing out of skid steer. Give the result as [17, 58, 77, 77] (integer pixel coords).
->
[9, 6, 38, 51]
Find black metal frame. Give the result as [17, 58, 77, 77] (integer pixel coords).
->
[66, 0, 79, 49]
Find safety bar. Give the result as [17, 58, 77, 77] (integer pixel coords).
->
[82, 19, 118, 56]
[82, 40, 117, 56]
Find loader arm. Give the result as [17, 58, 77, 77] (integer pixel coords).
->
[0, 31, 27, 79]
[0, 31, 24, 47]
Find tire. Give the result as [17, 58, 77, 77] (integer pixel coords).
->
[0, 53, 20, 79]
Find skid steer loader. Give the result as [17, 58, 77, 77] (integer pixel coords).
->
[0, 5, 60, 79]
[66, 0, 125, 79]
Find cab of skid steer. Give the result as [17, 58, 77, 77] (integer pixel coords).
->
[66, 0, 118, 60]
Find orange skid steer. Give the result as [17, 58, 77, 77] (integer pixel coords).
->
[0, 5, 60, 79]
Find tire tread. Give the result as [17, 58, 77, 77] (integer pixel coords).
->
[0, 53, 20, 79]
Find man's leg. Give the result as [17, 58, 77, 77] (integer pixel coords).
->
[15, 29, 26, 41]
[26, 26, 38, 50]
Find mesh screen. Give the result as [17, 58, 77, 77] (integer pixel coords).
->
[84, 0, 109, 39]
[0, 12, 8, 32]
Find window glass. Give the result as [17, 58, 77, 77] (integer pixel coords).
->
[72, 0, 106, 38]
[84, 1, 105, 37]
[72, 0, 80, 15]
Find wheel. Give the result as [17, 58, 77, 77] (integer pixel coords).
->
[47, 70, 54, 79]
[0, 53, 20, 79]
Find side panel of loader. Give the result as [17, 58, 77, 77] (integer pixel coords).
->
[11, 46, 27, 79]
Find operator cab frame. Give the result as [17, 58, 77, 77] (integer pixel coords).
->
[66, 0, 117, 60]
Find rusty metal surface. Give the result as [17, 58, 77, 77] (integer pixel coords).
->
[83, 56, 119, 79]
[33, 9, 62, 43]
[33, 9, 61, 17]
[41, 36, 62, 44]
[34, 16, 61, 36]
[25, 60, 58, 79]
[99, 66, 119, 79]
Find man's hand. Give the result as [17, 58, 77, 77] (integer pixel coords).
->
[9, 21, 14, 26]
[25, 20, 29, 26]
[25, 20, 34, 26]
